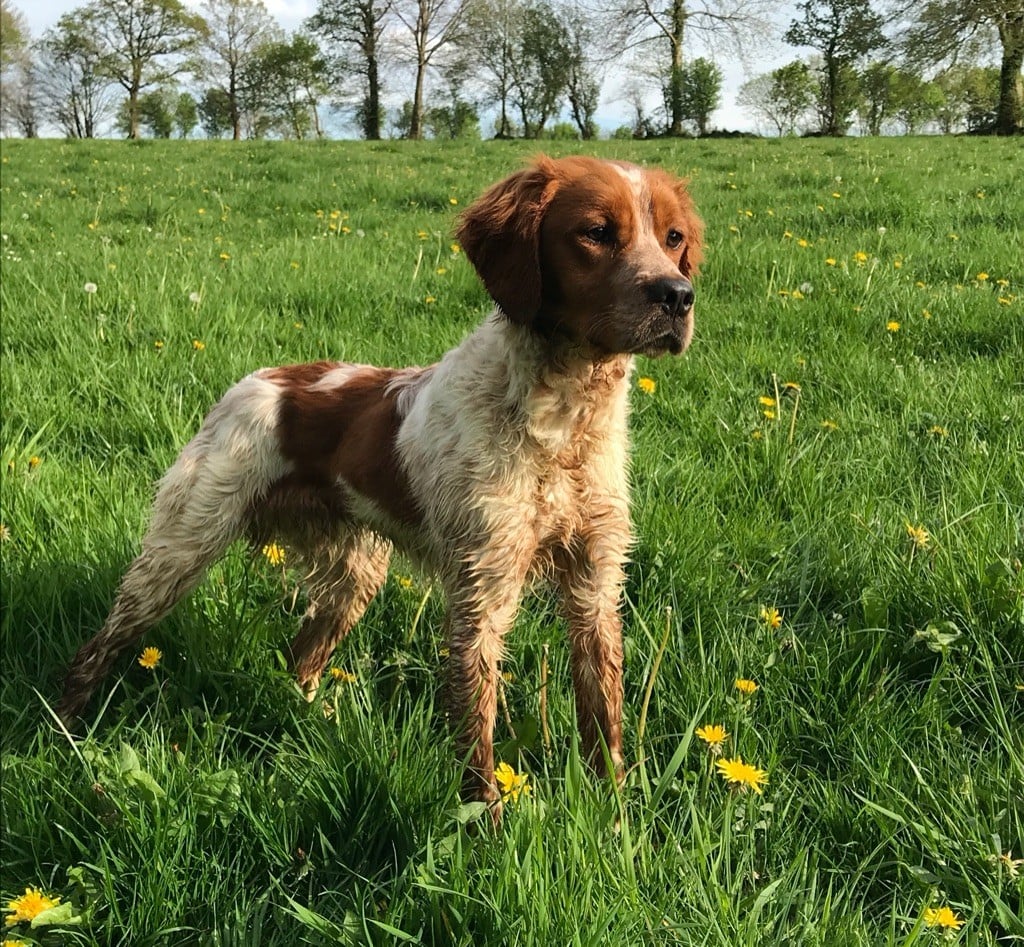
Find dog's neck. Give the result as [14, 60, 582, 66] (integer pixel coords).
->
[487, 313, 634, 456]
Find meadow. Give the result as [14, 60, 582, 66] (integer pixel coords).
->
[0, 135, 1021, 946]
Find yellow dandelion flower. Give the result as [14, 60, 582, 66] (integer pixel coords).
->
[791, 289, 805, 299]
[28, 456, 40, 469]
[715, 756, 768, 794]
[923, 906, 964, 930]
[637, 377, 656, 395]
[758, 396, 776, 407]
[5, 937, 29, 946]
[831, 191, 840, 198]
[797, 239, 809, 248]
[329, 210, 341, 220]
[219, 252, 230, 261]
[853, 251, 868, 263]
[290, 261, 300, 269]
[329, 668, 357, 683]
[341, 226, 351, 234]
[893, 259, 902, 269]
[450, 243, 461, 254]
[820, 419, 838, 431]
[192, 339, 205, 351]
[886, 321, 900, 332]
[436, 267, 447, 275]
[928, 425, 947, 437]
[996, 278, 1009, 287]
[5, 887, 61, 924]
[425, 295, 436, 304]
[449, 197, 458, 205]
[729, 224, 740, 233]
[198, 208, 206, 215]
[783, 381, 801, 392]
[905, 523, 930, 550]
[760, 606, 783, 629]
[735, 678, 759, 696]
[262, 542, 286, 566]
[825, 257, 837, 266]
[494, 761, 531, 804]
[695, 724, 728, 748]
[762, 409, 776, 420]
[417, 230, 429, 240]
[976, 272, 988, 281]
[998, 296, 1012, 305]
[0, 524, 10, 542]
[397, 575, 414, 589]
[783, 231, 793, 239]
[138, 646, 162, 670]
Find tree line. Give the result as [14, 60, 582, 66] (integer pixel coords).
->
[1, 0, 1020, 139]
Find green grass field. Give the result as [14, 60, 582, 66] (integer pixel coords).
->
[1, 136, 1022, 946]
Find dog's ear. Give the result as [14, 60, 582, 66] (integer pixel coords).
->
[673, 179, 704, 278]
[456, 157, 559, 325]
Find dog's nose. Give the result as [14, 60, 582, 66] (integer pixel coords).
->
[647, 278, 695, 317]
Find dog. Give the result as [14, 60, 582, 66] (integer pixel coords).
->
[57, 155, 703, 816]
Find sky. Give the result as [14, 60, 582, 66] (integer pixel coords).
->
[17, 0, 800, 134]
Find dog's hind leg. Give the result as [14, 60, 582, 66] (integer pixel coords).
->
[288, 532, 391, 700]
[57, 374, 288, 724]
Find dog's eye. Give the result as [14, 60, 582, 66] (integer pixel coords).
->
[584, 224, 613, 245]
[666, 229, 684, 249]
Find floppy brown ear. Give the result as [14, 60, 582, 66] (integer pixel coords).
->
[456, 157, 559, 325]
[674, 180, 705, 278]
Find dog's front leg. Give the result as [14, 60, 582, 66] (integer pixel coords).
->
[556, 528, 630, 783]
[445, 585, 522, 823]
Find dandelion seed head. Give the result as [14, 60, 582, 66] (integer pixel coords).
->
[83, 281, 98, 294]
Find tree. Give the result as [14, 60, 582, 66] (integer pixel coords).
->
[613, 0, 772, 136]
[198, 85, 233, 135]
[737, 60, 815, 135]
[174, 89, 197, 135]
[86, 0, 207, 138]
[1, 1, 36, 135]
[306, 0, 391, 139]
[38, 14, 115, 137]
[392, 0, 470, 139]
[677, 55, 720, 134]
[897, 0, 1023, 135]
[197, 0, 280, 140]
[1, 0, 28, 69]
[858, 60, 898, 135]
[784, 0, 886, 135]
[560, 0, 602, 139]
[244, 33, 329, 138]
[462, 0, 520, 137]
[508, 0, 570, 138]
[890, 69, 943, 132]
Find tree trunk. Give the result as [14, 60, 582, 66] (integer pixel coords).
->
[367, 52, 381, 139]
[411, 56, 425, 139]
[996, 17, 1024, 135]
[668, 0, 686, 135]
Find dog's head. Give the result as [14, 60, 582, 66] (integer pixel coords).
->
[457, 155, 704, 358]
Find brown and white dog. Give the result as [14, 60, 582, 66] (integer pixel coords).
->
[58, 155, 703, 815]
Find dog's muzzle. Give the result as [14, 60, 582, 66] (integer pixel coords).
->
[645, 277, 695, 354]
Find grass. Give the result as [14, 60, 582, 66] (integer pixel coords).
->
[0, 136, 1022, 945]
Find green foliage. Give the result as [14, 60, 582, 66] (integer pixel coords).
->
[785, 0, 886, 135]
[677, 56, 722, 136]
[1, 137, 1022, 945]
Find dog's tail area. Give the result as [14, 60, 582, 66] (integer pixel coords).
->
[57, 374, 289, 723]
